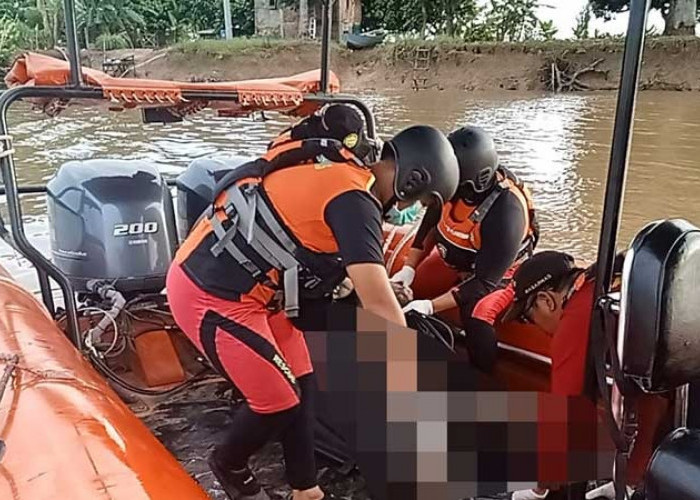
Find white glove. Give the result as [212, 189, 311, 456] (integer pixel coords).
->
[402, 299, 433, 316]
[510, 489, 549, 500]
[390, 265, 416, 287]
[585, 481, 633, 500]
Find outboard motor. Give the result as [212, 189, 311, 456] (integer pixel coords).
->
[603, 219, 700, 500]
[645, 427, 700, 500]
[47, 159, 177, 295]
[175, 155, 252, 242]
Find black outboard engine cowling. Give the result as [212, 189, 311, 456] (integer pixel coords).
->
[175, 155, 252, 242]
[47, 159, 177, 295]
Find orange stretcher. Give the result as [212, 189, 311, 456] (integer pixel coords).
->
[4, 52, 341, 118]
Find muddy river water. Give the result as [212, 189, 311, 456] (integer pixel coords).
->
[3, 89, 700, 294]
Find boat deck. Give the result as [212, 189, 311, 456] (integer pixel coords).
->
[127, 379, 371, 500]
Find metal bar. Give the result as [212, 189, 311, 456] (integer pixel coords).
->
[0, 86, 82, 347]
[320, 0, 332, 94]
[63, 0, 83, 87]
[0, 185, 48, 195]
[0, 181, 178, 195]
[675, 384, 689, 428]
[222, 0, 233, 39]
[586, 0, 651, 398]
[591, 0, 650, 300]
[37, 269, 55, 315]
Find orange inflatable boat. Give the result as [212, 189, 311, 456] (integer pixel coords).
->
[0, 266, 209, 500]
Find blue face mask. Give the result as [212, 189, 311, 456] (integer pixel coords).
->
[384, 202, 421, 226]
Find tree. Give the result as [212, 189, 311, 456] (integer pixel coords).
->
[361, 0, 479, 37]
[486, 0, 541, 42]
[573, 3, 591, 39]
[76, 0, 144, 48]
[590, 0, 697, 36]
[537, 19, 558, 40]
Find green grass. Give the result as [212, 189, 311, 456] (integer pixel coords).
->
[380, 34, 700, 61]
[173, 37, 320, 57]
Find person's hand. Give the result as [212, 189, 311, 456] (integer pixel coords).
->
[390, 265, 416, 287]
[402, 299, 433, 316]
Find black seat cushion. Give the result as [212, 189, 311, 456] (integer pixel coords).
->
[620, 219, 700, 392]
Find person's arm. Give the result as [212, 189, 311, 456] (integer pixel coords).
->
[405, 204, 441, 268]
[325, 191, 406, 327]
[347, 263, 405, 326]
[451, 192, 527, 315]
[391, 204, 440, 287]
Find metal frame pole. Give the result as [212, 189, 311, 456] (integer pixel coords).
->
[223, 0, 233, 39]
[586, 2, 651, 497]
[590, 0, 650, 303]
[320, 0, 332, 94]
[63, 0, 83, 86]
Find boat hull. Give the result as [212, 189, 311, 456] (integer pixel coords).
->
[0, 269, 209, 500]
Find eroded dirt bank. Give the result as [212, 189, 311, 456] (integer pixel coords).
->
[117, 37, 700, 92]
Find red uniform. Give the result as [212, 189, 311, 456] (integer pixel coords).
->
[474, 278, 671, 484]
[169, 157, 382, 413]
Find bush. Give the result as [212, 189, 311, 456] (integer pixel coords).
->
[95, 32, 132, 50]
[0, 16, 26, 66]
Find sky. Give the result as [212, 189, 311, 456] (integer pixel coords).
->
[536, 0, 666, 39]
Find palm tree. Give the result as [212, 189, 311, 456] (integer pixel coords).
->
[76, 0, 144, 49]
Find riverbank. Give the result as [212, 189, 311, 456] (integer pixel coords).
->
[110, 36, 700, 92]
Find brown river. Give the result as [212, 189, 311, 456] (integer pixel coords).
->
[3, 89, 700, 294]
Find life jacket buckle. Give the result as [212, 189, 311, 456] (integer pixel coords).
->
[303, 275, 322, 290]
[267, 289, 284, 312]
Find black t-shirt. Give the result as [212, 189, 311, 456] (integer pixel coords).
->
[324, 190, 385, 267]
[413, 190, 527, 314]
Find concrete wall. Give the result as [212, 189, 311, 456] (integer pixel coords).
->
[254, 0, 294, 37]
[254, 0, 361, 40]
[337, 0, 361, 39]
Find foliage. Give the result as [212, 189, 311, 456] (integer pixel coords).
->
[590, 0, 698, 35]
[0, 15, 25, 66]
[362, 0, 553, 42]
[537, 19, 558, 41]
[573, 3, 591, 40]
[95, 31, 132, 50]
[76, 0, 144, 48]
[362, 0, 480, 37]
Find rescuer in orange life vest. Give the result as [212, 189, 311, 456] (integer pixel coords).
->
[394, 126, 539, 337]
[166, 115, 460, 500]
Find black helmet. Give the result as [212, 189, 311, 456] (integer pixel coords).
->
[448, 125, 499, 194]
[382, 125, 459, 206]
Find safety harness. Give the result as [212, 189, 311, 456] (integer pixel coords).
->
[469, 166, 539, 260]
[203, 137, 368, 318]
[438, 166, 539, 266]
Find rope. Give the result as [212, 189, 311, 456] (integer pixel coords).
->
[0, 354, 19, 406]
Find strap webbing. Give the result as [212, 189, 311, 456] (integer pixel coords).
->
[468, 184, 505, 224]
[217, 184, 304, 317]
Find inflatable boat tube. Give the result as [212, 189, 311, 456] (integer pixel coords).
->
[0, 268, 209, 500]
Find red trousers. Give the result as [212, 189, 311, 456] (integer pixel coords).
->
[166, 264, 313, 414]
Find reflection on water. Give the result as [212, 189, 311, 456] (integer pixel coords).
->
[3, 90, 700, 293]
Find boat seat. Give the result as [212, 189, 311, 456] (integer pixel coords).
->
[619, 219, 700, 393]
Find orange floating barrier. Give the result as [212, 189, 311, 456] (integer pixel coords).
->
[4, 52, 341, 118]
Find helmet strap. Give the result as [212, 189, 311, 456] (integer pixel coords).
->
[382, 194, 399, 217]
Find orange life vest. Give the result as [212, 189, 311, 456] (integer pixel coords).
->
[176, 156, 375, 316]
[436, 168, 538, 260]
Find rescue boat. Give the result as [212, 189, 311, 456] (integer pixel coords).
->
[1, 0, 699, 498]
